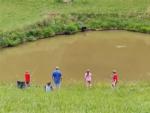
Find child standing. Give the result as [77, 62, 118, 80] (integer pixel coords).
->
[45, 82, 53, 92]
[24, 71, 31, 87]
[112, 70, 119, 88]
[84, 69, 92, 88]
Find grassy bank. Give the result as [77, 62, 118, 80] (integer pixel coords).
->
[0, 0, 150, 47]
[0, 0, 150, 31]
[0, 82, 150, 113]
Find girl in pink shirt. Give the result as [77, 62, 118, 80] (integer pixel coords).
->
[84, 69, 92, 87]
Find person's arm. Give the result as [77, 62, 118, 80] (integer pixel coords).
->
[116, 75, 119, 82]
[52, 72, 54, 81]
[29, 73, 31, 81]
[90, 73, 92, 81]
[60, 72, 62, 81]
[84, 73, 87, 81]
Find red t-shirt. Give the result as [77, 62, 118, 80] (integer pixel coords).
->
[25, 72, 30, 82]
[113, 73, 118, 81]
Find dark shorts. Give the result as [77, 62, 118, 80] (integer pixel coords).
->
[54, 80, 60, 85]
[25, 81, 30, 85]
[87, 81, 91, 84]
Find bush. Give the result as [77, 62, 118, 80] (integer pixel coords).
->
[0, 37, 9, 47]
[25, 28, 42, 38]
[138, 26, 150, 33]
[0, 37, 21, 47]
[49, 20, 65, 34]
[0, 31, 25, 47]
[64, 23, 79, 34]
[41, 27, 55, 38]
[25, 36, 37, 42]
[88, 20, 103, 29]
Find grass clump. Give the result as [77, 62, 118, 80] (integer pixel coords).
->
[41, 27, 55, 38]
[64, 23, 79, 34]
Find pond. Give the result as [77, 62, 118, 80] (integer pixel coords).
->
[0, 30, 150, 84]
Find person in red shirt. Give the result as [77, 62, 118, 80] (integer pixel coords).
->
[112, 70, 119, 88]
[24, 71, 31, 87]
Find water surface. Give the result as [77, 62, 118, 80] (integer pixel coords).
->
[0, 31, 150, 84]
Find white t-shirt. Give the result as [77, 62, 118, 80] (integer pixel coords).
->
[45, 85, 52, 92]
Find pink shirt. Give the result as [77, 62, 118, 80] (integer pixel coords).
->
[84, 72, 92, 82]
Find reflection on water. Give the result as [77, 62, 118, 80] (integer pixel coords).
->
[0, 30, 150, 84]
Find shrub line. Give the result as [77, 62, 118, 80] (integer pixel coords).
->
[0, 13, 150, 47]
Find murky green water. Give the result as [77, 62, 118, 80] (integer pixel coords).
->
[0, 31, 150, 84]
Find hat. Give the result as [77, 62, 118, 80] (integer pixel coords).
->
[113, 70, 117, 73]
[86, 69, 90, 72]
[25, 71, 29, 73]
[56, 66, 59, 69]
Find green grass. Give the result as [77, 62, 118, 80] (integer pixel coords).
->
[0, 0, 150, 31]
[0, 1, 150, 112]
[0, 0, 150, 47]
[0, 82, 150, 113]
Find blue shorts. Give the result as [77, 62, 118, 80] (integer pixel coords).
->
[54, 79, 61, 86]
